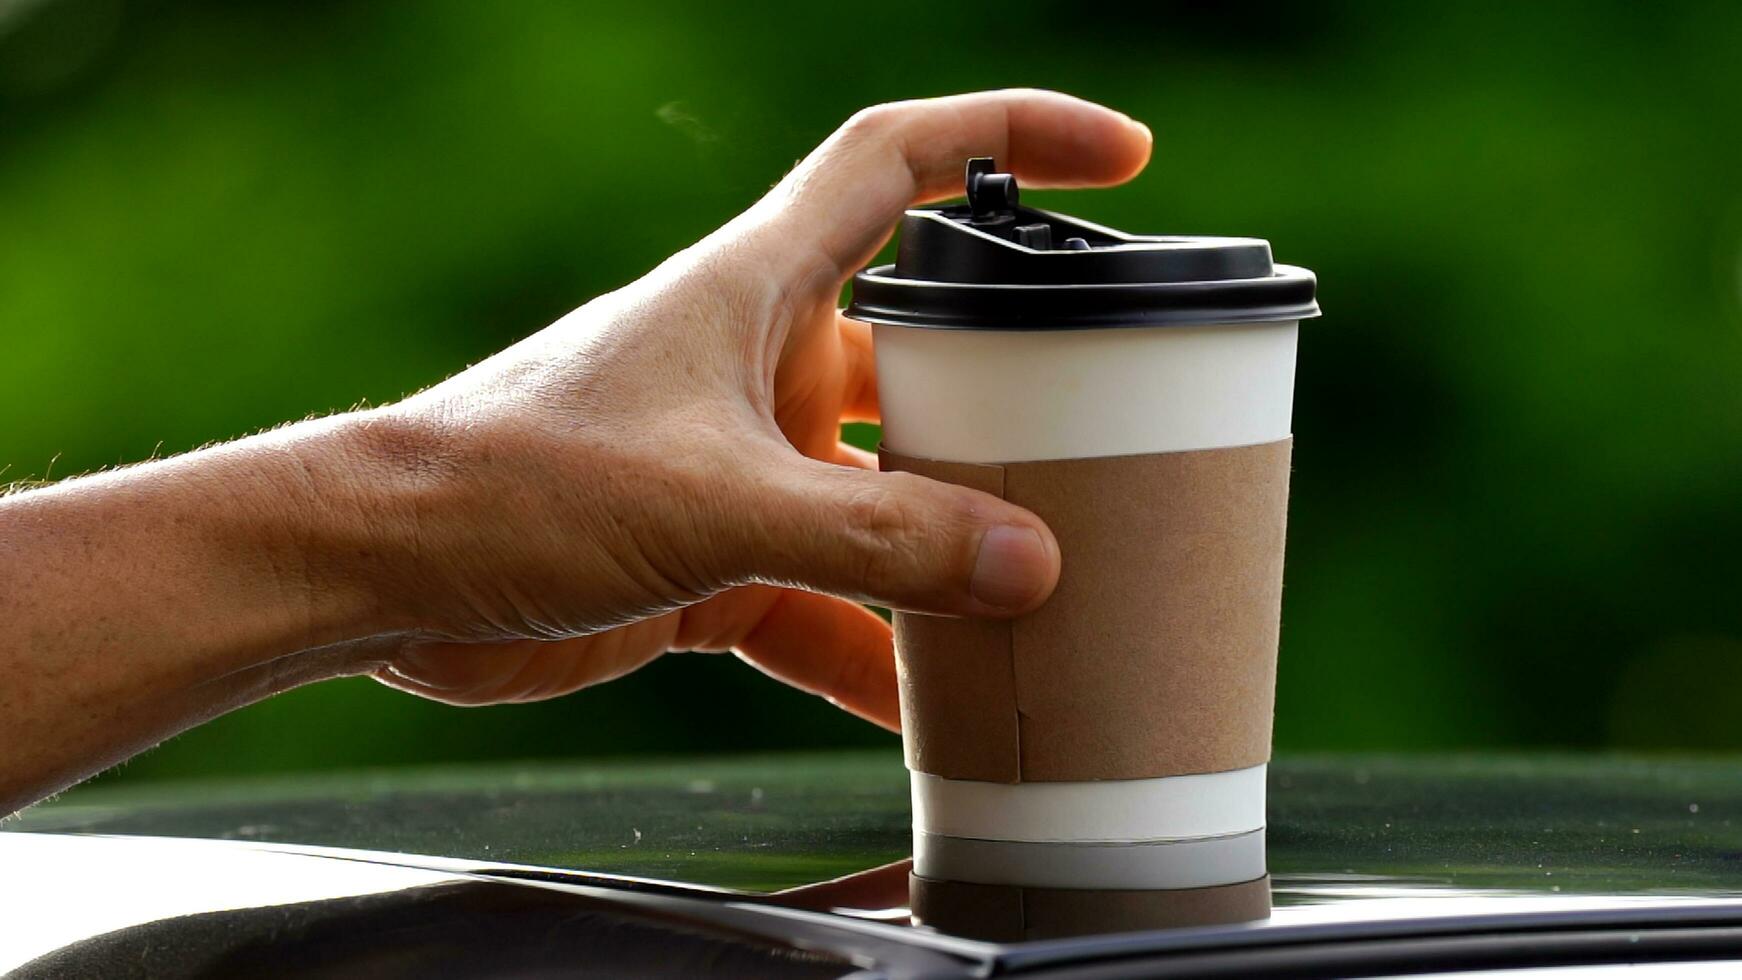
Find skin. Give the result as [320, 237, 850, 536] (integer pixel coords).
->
[0, 89, 1152, 816]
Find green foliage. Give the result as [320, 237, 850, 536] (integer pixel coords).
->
[3, 0, 1740, 780]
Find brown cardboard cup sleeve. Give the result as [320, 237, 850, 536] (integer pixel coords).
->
[880, 439, 1292, 784]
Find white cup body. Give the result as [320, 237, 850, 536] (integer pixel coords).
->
[873, 320, 1298, 845]
[873, 321, 1298, 463]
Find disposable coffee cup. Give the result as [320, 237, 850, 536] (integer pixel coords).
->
[845, 159, 1319, 849]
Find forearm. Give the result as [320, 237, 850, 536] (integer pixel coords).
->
[0, 414, 408, 813]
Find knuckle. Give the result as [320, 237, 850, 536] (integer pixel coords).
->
[841, 103, 900, 141]
[835, 101, 919, 165]
[845, 482, 915, 539]
[841, 483, 915, 590]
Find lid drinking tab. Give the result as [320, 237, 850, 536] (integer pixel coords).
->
[966, 157, 1020, 218]
[845, 157, 1320, 331]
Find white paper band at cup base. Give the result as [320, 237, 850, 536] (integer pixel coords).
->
[912, 828, 1267, 891]
[910, 764, 1267, 844]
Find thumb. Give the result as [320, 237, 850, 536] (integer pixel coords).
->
[747, 457, 1061, 617]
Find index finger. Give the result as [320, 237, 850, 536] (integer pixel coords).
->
[733, 589, 901, 733]
[749, 89, 1154, 282]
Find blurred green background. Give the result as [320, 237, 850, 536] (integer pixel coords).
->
[3, 0, 1740, 784]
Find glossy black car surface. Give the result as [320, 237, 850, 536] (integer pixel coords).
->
[6, 752, 1742, 977]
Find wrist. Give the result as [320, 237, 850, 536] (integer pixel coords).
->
[300, 406, 476, 642]
[272, 410, 443, 647]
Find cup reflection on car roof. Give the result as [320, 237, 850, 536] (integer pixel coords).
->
[909, 830, 1270, 941]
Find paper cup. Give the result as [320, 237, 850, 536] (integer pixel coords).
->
[846, 159, 1318, 852]
[876, 321, 1292, 844]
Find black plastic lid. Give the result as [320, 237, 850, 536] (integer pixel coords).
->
[846, 158, 1320, 331]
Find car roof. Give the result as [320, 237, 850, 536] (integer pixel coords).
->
[7, 751, 1742, 976]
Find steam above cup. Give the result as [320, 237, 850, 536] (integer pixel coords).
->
[846, 159, 1319, 852]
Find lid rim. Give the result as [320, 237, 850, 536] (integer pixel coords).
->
[847, 264, 1321, 331]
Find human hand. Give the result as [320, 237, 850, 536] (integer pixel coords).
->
[344, 90, 1153, 727]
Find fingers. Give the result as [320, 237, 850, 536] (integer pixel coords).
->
[837, 313, 879, 422]
[733, 589, 901, 732]
[832, 439, 877, 470]
[376, 616, 677, 705]
[377, 587, 902, 736]
[750, 89, 1153, 281]
[742, 457, 1061, 618]
[767, 315, 878, 457]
